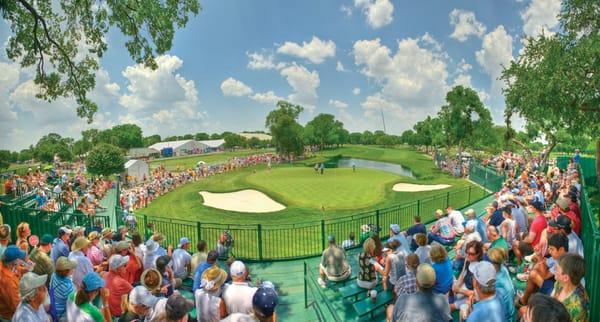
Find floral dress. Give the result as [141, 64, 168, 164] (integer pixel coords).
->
[553, 281, 589, 322]
[358, 252, 376, 282]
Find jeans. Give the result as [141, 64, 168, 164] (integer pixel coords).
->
[427, 233, 454, 245]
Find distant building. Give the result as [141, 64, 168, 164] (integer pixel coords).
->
[198, 139, 225, 152]
[148, 140, 201, 156]
[127, 147, 159, 159]
[124, 159, 149, 184]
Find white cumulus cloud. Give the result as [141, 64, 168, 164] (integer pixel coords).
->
[246, 51, 286, 70]
[449, 9, 487, 42]
[475, 25, 514, 94]
[521, 0, 561, 37]
[336, 61, 346, 72]
[353, 88, 361, 95]
[354, 0, 394, 29]
[220, 77, 253, 97]
[279, 63, 320, 111]
[329, 99, 348, 109]
[250, 91, 284, 105]
[277, 36, 336, 64]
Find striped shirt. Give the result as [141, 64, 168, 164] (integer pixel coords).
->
[394, 270, 417, 296]
[50, 273, 74, 317]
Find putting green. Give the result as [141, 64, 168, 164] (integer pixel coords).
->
[245, 167, 400, 210]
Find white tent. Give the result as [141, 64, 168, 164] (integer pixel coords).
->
[124, 159, 149, 182]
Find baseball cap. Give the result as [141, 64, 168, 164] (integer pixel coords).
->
[178, 237, 190, 248]
[40, 234, 54, 246]
[252, 286, 279, 318]
[549, 215, 572, 230]
[166, 293, 194, 320]
[19, 272, 47, 298]
[129, 286, 159, 308]
[55, 257, 77, 271]
[230, 260, 247, 278]
[109, 255, 130, 270]
[3, 245, 26, 263]
[327, 234, 335, 242]
[555, 197, 570, 210]
[390, 224, 400, 234]
[416, 263, 436, 288]
[101, 227, 112, 238]
[145, 239, 158, 252]
[468, 261, 496, 287]
[115, 240, 131, 252]
[58, 226, 72, 236]
[511, 188, 520, 195]
[82, 272, 105, 292]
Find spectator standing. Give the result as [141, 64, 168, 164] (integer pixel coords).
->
[12, 272, 50, 322]
[195, 266, 227, 321]
[50, 257, 77, 320]
[0, 224, 11, 258]
[143, 239, 159, 270]
[104, 255, 133, 318]
[87, 232, 104, 268]
[68, 236, 94, 290]
[50, 227, 72, 263]
[0, 246, 27, 320]
[192, 250, 219, 292]
[222, 261, 258, 315]
[29, 234, 55, 284]
[190, 240, 208, 275]
[172, 237, 192, 280]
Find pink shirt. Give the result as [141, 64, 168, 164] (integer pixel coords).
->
[87, 244, 104, 266]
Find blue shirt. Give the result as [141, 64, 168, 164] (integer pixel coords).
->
[489, 209, 504, 227]
[192, 262, 214, 292]
[496, 266, 516, 322]
[466, 294, 505, 322]
[50, 273, 74, 317]
[475, 217, 488, 243]
[388, 234, 411, 254]
[157, 246, 167, 257]
[406, 223, 427, 250]
[432, 259, 453, 294]
[35, 195, 47, 208]
[50, 238, 69, 263]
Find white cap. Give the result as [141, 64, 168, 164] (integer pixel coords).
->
[465, 220, 477, 231]
[20, 272, 47, 299]
[129, 285, 159, 307]
[468, 261, 497, 287]
[230, 260, 246, 278]
[109, 255, 130, 270]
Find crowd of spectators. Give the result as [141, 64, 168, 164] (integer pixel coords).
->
[119, 154, 280, 212]
[0, 217, 278, 322]
[317, 158, 588, 322]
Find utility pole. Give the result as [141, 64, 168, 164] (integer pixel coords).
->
[380, 107, 387, 133]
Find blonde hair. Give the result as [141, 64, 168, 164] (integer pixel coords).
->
[429, 243, 447, 263]
[488, 247, 507, 269]
[17, 222, 30, 239]
[363, 238, 376, 254]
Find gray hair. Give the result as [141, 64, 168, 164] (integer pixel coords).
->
[478, 279, 497, 294]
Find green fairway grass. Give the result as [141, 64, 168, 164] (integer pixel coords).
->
[138, 145, 485, 224]
[147, 149, 274, 171]
[246, 167, 400, 210]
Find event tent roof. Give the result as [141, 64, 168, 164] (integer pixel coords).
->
[148, 140, 196, 151]
[198, 139, 225, 148]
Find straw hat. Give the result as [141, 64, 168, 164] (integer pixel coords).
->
[201, 266, 227, 291]
[71, 236, 91, 252]
[141, 268, 163, 293]
[88, 231, 100, 241]
[152, 233, 165, 243]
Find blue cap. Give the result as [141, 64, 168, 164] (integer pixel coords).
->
[82, 272, 105, 291]
[511, 188, 519, 195]
[252, 286, 278, 318]
[390, 224, 400, 234]
[3, 245, 26, 263]
[178, 237, 190, 248]
[530, 200, 545, 211]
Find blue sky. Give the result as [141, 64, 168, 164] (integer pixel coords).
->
[0, 0, 563, 150]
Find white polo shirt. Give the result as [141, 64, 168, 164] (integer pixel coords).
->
[222, 282, 258, 315]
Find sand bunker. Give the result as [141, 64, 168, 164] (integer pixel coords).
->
[199, 190, 286, 213]
[392, 183, 451, 192]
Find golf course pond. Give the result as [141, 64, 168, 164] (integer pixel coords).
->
[335, 157, 415, 178]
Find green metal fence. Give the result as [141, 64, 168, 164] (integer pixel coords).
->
[124, 162, 504, 261]
[556, 156, 599, 321]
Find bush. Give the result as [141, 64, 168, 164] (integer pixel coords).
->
[86, 143, 125, 176]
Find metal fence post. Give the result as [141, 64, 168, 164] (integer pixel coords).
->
[417, 199, 421, 215]
[468, 185, 472, 203]
[196, 221, 202, 243]
[376, 209, 380, 230]
[446, 191, 450, 208]
[257, 224, 263, 261]
[304, 261, 308, 308]
[143, 214, 149, 240]
[321, 220, 326, 251]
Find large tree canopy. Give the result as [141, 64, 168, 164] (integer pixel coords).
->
[85, 143, 124, 176]
[501, 0, 600, 177]
[1, 0, 200, 122]
[265, 101, 304, 158]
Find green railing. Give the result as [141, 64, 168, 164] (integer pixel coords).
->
[556, 156, 599, 321]
[124, 162, 503, 261]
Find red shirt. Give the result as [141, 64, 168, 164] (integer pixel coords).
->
[530, 214, 548, 248]
[563, 210, 581, 236]
[104, 271, 133, 317]
[125, 256, 142, 285]
[569, 202, 581, 220]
